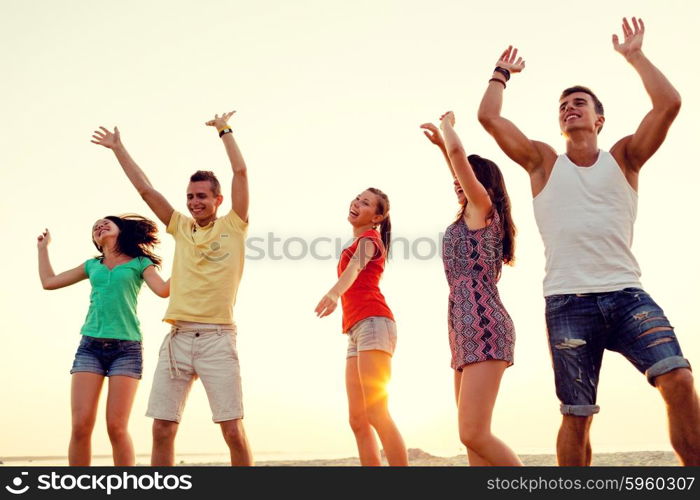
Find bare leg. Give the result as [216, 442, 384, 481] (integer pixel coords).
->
[69, 373, 104, 466]
[105, 376, 139, 466]
[453, 370, 490, 466]
[151, 419, 179, 466]
[346, 356, 382, 466]
[220, 419, 254, 466]
[557, 415, 593, 466]
[466, 448, 490, 466]
[457, 361, 521, 466]
[357, 350, 408, 466]
[656, 368, 700, 465]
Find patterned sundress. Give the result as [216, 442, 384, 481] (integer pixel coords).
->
[442, 210, 515, 371]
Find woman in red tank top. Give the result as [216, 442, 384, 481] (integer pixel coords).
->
[315, 188, 408, 466]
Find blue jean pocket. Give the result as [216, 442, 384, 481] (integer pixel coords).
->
[545, 294, 573, 312]
[120, 340, 143, 353]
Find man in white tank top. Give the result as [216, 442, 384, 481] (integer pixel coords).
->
[478, 17, 699, 466]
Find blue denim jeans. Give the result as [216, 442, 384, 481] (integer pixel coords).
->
[545, 288, 690, 416]
[70, 335, 143, 379]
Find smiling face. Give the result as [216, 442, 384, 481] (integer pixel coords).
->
[453, 178, 466, 205]
[187, 180, 223, 225]
[92, 218, 120, 250]
[559, 91, 605, 136]
[348, 190, 383, 228]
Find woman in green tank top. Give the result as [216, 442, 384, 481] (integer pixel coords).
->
[37, 214, 169, 466]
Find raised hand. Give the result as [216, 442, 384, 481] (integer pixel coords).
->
[439, 111, 456, 130]
[420, 123, 445, 149]
[205, 111, 236, 130]
[91, 126, 122, 149]
[37, 228, 51, 249]
[495, 46, 525, 74]
[612, 17, 644, 59]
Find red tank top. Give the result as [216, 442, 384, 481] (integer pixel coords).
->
[337, 229, 394, 333]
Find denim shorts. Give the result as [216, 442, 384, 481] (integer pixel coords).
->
[346, 316, 397, 358]
[545, 288, 690, 417]
[70, 335, 143, 379]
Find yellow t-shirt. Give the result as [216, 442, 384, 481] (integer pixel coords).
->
[164, 210, 248, 324]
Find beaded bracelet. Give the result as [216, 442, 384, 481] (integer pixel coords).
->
[493, 66, 511, 81]
[489, 78, 506, 89]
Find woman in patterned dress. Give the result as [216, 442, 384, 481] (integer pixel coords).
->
[422, 111, 521, 466]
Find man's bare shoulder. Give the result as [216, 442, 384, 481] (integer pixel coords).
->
[529, 141, 559, 197]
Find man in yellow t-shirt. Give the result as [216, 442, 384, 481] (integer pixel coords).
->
[92, 111, 253, 466]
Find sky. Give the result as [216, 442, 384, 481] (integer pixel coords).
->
[1, 0, 699, 461]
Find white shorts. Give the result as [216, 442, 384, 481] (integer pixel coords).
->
[346, 316, 397, 358]
[146, 322, 243, 423]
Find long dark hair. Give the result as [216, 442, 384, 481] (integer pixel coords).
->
[455, 155, 516, 265]
[93, 214, 162, 268]
[366, 187, 391, 258]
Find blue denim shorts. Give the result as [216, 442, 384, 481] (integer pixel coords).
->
[545, 288, 690, 417]
[70, 335, 143, 379]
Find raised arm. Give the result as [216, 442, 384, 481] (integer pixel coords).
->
[420, 122, 456, 178]
[205, 111, 249, 222]
[142, 266, 170, 298]
[439, 112, 492, 216]
[92, 127, 174, 226]
[37, 229, 87, 290]
[477, 46, 554, 174]
[315, 238, 376, 318]
[609, 17, 682, 172]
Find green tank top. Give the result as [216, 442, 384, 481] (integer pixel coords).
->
[80, 256, 153, 341]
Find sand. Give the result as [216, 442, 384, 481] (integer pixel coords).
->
[1, 449, 680, 467]
[199, 449, 681, 466]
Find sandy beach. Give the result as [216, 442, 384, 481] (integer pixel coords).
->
[222, 449, 681, 467]
[1, 449, 680, 467]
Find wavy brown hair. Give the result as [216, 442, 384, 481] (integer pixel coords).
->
[455, 155, 516, 265]
[92, 214, 162, 268]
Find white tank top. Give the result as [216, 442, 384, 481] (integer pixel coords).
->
[533, 151, 642, 296]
